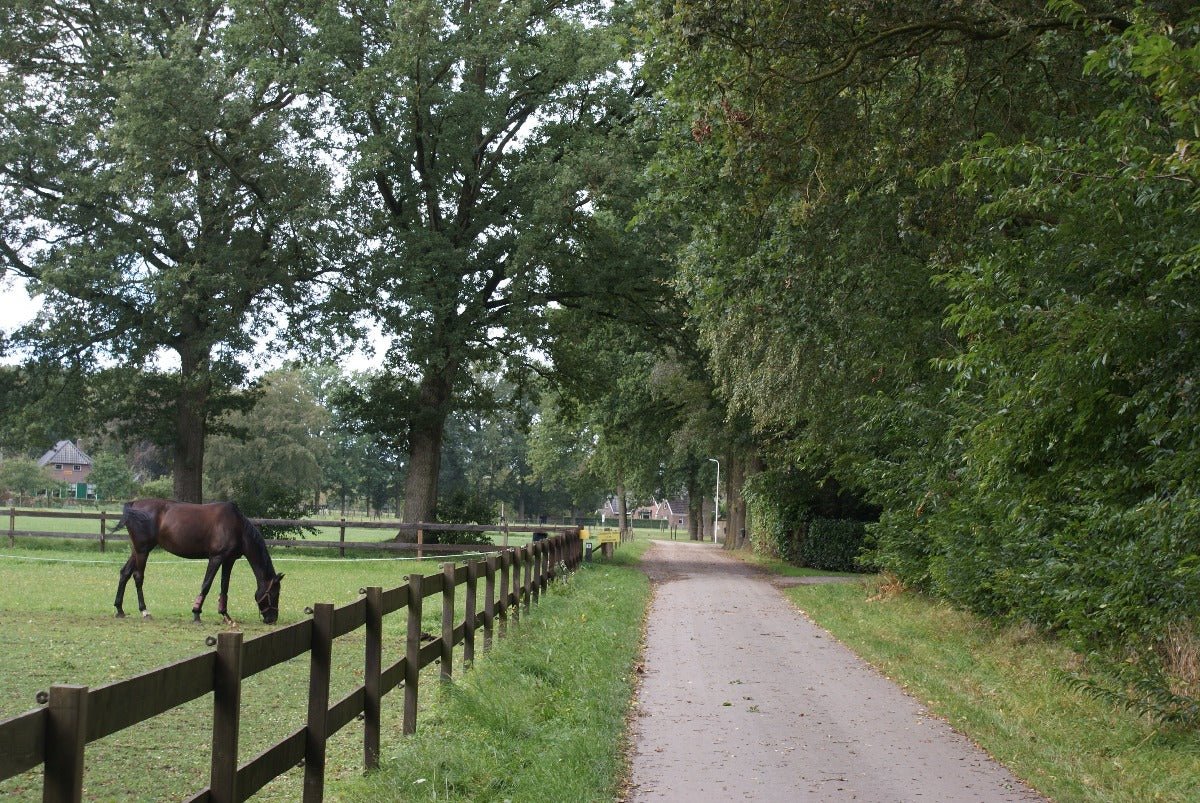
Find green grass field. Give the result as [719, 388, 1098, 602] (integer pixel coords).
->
[0, 536, 510, 801]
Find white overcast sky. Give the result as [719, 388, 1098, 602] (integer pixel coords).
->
[0, 276, 38, 348]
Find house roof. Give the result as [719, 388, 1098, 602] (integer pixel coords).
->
[663, 498, 689, 515]
[37, 440, 92, 467]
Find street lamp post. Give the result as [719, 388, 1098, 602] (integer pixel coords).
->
[708, 458, 720, 543]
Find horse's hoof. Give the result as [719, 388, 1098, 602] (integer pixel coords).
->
[141, 611, 152, 620]
[115, 611, 126, 619]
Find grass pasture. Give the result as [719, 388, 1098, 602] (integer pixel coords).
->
[0, 536, 498, 801]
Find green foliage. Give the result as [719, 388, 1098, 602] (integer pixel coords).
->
[743, 469, 810, 561]
[310, 0, 641, 521]
[0, 2, 337, 500]
[432, 490, 495, 545]
[0, 457, 52, 499]
[800, 519, 870, 574]
[88, 452, 137, 502]
[138, 476, 174, 499]
[904, 6, 1200, 664]
[646, 0, 1200, 722]
[205, 368, 328, 527]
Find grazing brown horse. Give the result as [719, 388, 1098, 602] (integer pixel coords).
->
[113, 499, 284, 624]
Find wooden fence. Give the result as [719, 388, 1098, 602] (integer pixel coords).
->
[4, 508, 575, 557]
[0, 530, 583, 802]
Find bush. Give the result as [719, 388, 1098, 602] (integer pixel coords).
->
[138, 476, 174, 498]
[799, 518, 871, 573]
[432, 489, 495, 545]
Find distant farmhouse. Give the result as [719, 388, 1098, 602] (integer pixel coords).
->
[37, 440, 95, 499]
[599, 496, 690, 529]
[652, 498, 689, 530]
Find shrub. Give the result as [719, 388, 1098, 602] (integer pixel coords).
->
[138, 476, 174, 498]
[799, 518, 871, 573]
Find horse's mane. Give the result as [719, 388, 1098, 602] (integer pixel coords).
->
[232, 503, 277, 578]
[117, 503, 157, 537]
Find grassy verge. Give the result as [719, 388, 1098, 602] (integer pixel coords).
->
[777, 574, 1200, 802]
[332, 542, 651, 802]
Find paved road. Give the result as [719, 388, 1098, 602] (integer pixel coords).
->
[626, 540, 1043, 802]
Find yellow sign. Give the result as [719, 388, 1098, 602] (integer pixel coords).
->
[580, 525, 619, 544]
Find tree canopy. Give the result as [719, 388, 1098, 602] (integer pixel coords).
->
[0, 0, 337, 501]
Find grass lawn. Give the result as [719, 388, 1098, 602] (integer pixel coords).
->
[774, 571, 1200, 802]
[332, 540, 651, 802]
[0, 537, 509, 801]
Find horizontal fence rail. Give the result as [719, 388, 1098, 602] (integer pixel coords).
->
[0, 531, 584, 803]
[4, 508, 576, 556]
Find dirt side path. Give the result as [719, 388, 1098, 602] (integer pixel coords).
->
[626, 540, 1043, 802]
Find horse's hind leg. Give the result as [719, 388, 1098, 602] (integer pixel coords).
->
[193, 556, 223, 623]
[114, 555, 135, 617]
[132, 550, 151, 618]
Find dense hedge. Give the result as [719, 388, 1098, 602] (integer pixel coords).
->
[800, 518, 869, 573]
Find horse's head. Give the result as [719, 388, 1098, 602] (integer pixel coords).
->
[256, 573, 284, 624]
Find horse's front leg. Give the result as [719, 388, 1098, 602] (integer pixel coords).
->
[114, 555, 135, 617]
[217, 560, 235, 624]
[193, 556, 223, 623]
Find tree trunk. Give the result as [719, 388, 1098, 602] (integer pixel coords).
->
[173, 343, 211, 503]
[687, 474, 702, 540]
[616, 476, 628, 539]
[724, 454, 746, 550]
[401, 368, 456, 524]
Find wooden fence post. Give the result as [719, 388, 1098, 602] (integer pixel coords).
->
[540, 541, 549, 595]
[303, 603, 334, 803]
[483, 556, 496, 651]
[339, 518, 346, 559]
[43, 684, 88, 803]
[364, 587, 383, 770]
[522, 544, 533, 614]
[210, 631, 243, 803]
[416, 527, 424, 560]
[440, 563, 455, 681]
[510, 549, 521, 625]
[497, 552, 509, 637]
[531, 542, 541, 606]
[403, 574, 422, 735]
[99, 512, 106, 554]
[9, 507, 15, 548]
[464, 560, 478, 667]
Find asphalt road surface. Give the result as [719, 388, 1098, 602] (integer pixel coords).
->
[626, 540, 1043, 802]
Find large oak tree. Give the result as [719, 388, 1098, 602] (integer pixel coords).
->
[0, 1, 335, 501]
[309, 0, 643, 522]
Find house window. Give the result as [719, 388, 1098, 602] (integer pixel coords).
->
[54, 464, 63, 471]
[73, 465, 82, 471]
